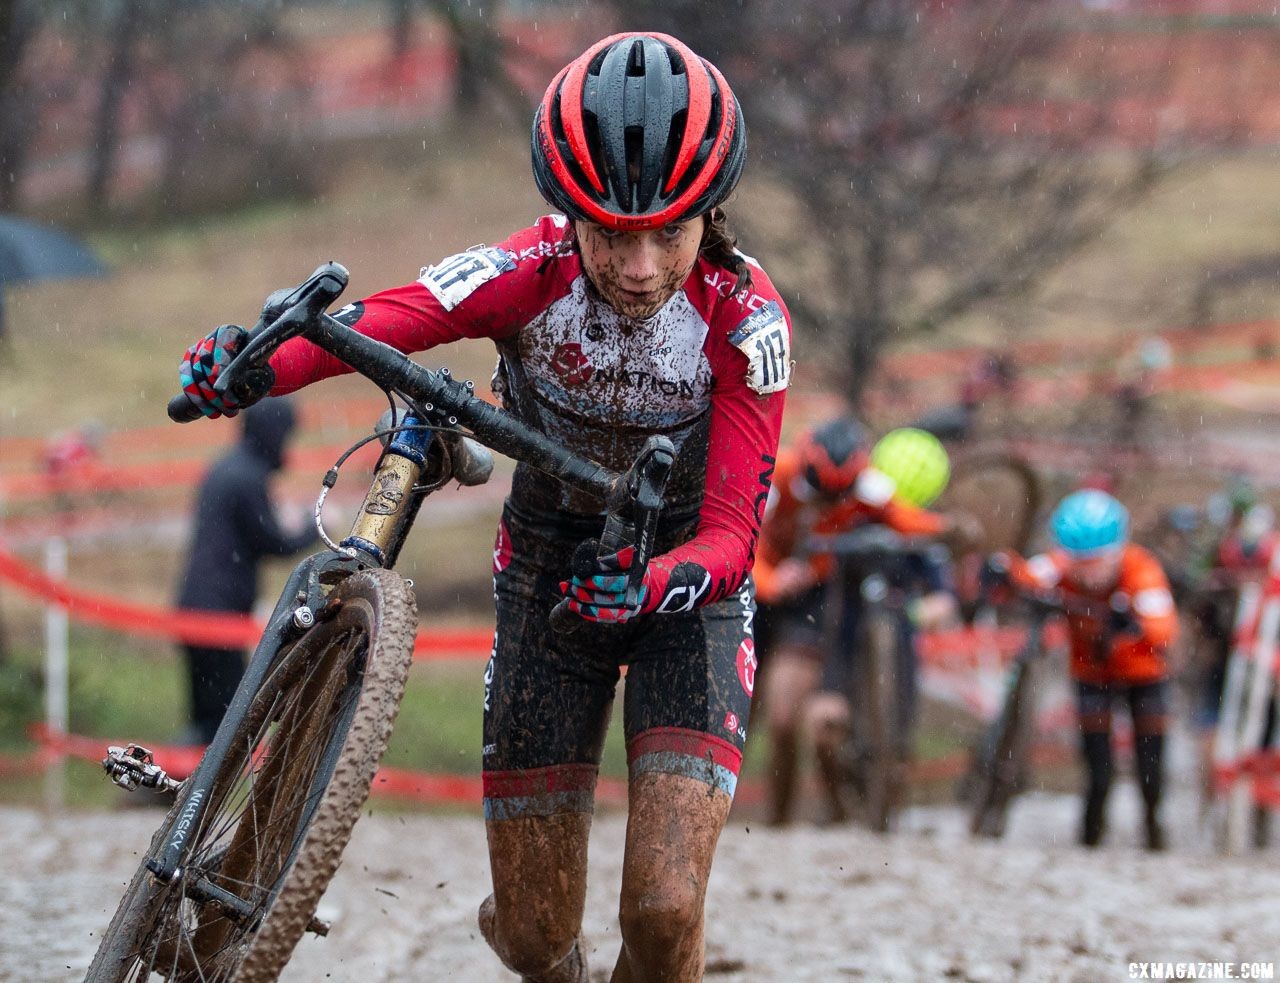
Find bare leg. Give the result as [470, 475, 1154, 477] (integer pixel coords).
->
[808, 691, 852, 824]
[480, 811, 592, 982]
[762, 650, 821, 825]
[611, 772, 733, 983]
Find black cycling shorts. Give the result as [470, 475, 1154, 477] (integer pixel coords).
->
[480, 504, 757, 822]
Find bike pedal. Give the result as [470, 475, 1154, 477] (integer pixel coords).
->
[102, 744, 183, 794]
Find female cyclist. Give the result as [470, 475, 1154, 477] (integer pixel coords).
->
[1005, 490, 1178, 850]
[178, 32, 791, 982]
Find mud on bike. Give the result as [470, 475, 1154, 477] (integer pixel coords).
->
[87, 263, 674, 982]
[806, 525, 951, 833]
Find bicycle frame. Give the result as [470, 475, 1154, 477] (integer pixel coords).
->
[974, 602, 1052, 767]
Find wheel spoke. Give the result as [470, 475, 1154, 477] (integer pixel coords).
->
[89, 574, 413, 983]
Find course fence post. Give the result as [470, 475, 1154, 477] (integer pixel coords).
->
[44, 535, 68, 810]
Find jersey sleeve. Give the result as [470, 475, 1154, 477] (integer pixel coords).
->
[751, 451, 803, 604]
[268, 217, 576, 394]
[1123, 548, 1179, 649]
[880, 498, 950, 538]
[642, 283, 791, 613]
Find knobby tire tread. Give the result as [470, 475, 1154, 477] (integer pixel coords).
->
[235, 568, 415, 981]
[969, 661, 1035, 838]
[85, 569, 416, 982]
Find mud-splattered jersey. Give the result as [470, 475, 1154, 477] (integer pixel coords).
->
[268, 215, 791, 612]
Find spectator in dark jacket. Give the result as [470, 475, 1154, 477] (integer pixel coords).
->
[176, 398, 316, 743]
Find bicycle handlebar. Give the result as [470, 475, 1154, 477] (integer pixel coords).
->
[548, 437, 675, 633]
[168, 262, 351, 424]
[169, 263, 677, 623]
[805, 525, 946, 562]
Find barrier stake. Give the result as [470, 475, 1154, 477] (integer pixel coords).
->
[1214, 581, 1261, 777]
[1227, 586, 1280, 853]
[44, 536, 68, 810]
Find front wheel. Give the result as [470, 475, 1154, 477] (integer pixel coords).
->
[87, 569, 417, 982]
[849, 610, 907, 833]
[966, 656, 1037, 839]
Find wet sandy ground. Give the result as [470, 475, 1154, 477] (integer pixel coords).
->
[3, 769, 1277, 983]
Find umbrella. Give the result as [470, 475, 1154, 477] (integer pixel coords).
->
[0, 214, 108, 285]
[0, 215, 109, 344]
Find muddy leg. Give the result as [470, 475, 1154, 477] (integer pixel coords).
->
[480, 812, 591, 982]
[808, 691, 853, 824]
[610, 772, 732, 983]
[763, 650, 820, 826]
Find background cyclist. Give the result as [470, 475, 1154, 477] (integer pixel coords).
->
[754, 420, 958, 825]
[1003, 489, 1178, 850]
[178, 32, 789, 983]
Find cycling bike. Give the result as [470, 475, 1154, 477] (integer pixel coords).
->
[87, 263, 674, 982]
[808, 525, 949, 833]
[966, 580, 1132, 838]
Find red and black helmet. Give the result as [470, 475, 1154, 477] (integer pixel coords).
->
[532, 32, 747, 231]
[800, 418, 871, 499]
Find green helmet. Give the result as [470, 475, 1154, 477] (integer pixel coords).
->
[871, 427, 951, 508]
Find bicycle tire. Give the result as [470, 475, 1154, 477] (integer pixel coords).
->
[942, 450, 1042, 555]
[967, 657, 1037, 839]
[86, 569, 416, 982]
[855, 611, 905, 833]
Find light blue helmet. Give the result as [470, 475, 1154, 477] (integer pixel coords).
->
[1050, 490, 1130, 557]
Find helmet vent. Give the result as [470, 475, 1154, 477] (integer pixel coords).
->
[627, 39, 647, 75]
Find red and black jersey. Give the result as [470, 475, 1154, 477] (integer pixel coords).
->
[268, 215, 792, 612]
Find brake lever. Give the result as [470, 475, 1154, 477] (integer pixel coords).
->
[212, 262, 350, 401]
[549, 435, 675, 632]
[618, 437, 675, 609]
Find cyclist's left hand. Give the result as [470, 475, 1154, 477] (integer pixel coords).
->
[1108, 592, 1141, 637]
[559, 541, 653, 623]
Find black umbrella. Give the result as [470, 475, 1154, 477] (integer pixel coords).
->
[0, 214, 109, 284]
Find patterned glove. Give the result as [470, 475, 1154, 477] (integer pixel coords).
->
[559, 540, 653, 624]
[179, 324, 272, 419]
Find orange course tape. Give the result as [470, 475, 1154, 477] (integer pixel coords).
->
[0, 543, 491, 658]
[0, 541, 1051, 667]
[23, 723, 1066, 808]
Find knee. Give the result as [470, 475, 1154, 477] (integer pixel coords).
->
[618, 879, 704, 956]
[483, 895, 579, 978]
[807, 692, 849, 750]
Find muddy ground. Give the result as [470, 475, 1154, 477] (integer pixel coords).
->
[3, 740, 1277, 983]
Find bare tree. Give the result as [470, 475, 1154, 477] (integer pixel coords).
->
[86, 0, 147, 213]
[428, 0, 532, 119]
[602, 1, 1243, 403]
[0, 0, 41, 212]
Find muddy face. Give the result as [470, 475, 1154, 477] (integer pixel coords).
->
[575, 218, 705, 319]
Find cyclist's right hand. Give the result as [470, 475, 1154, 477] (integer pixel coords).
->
[179, 324, 272, 418]
[772, 558, 818, 600]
